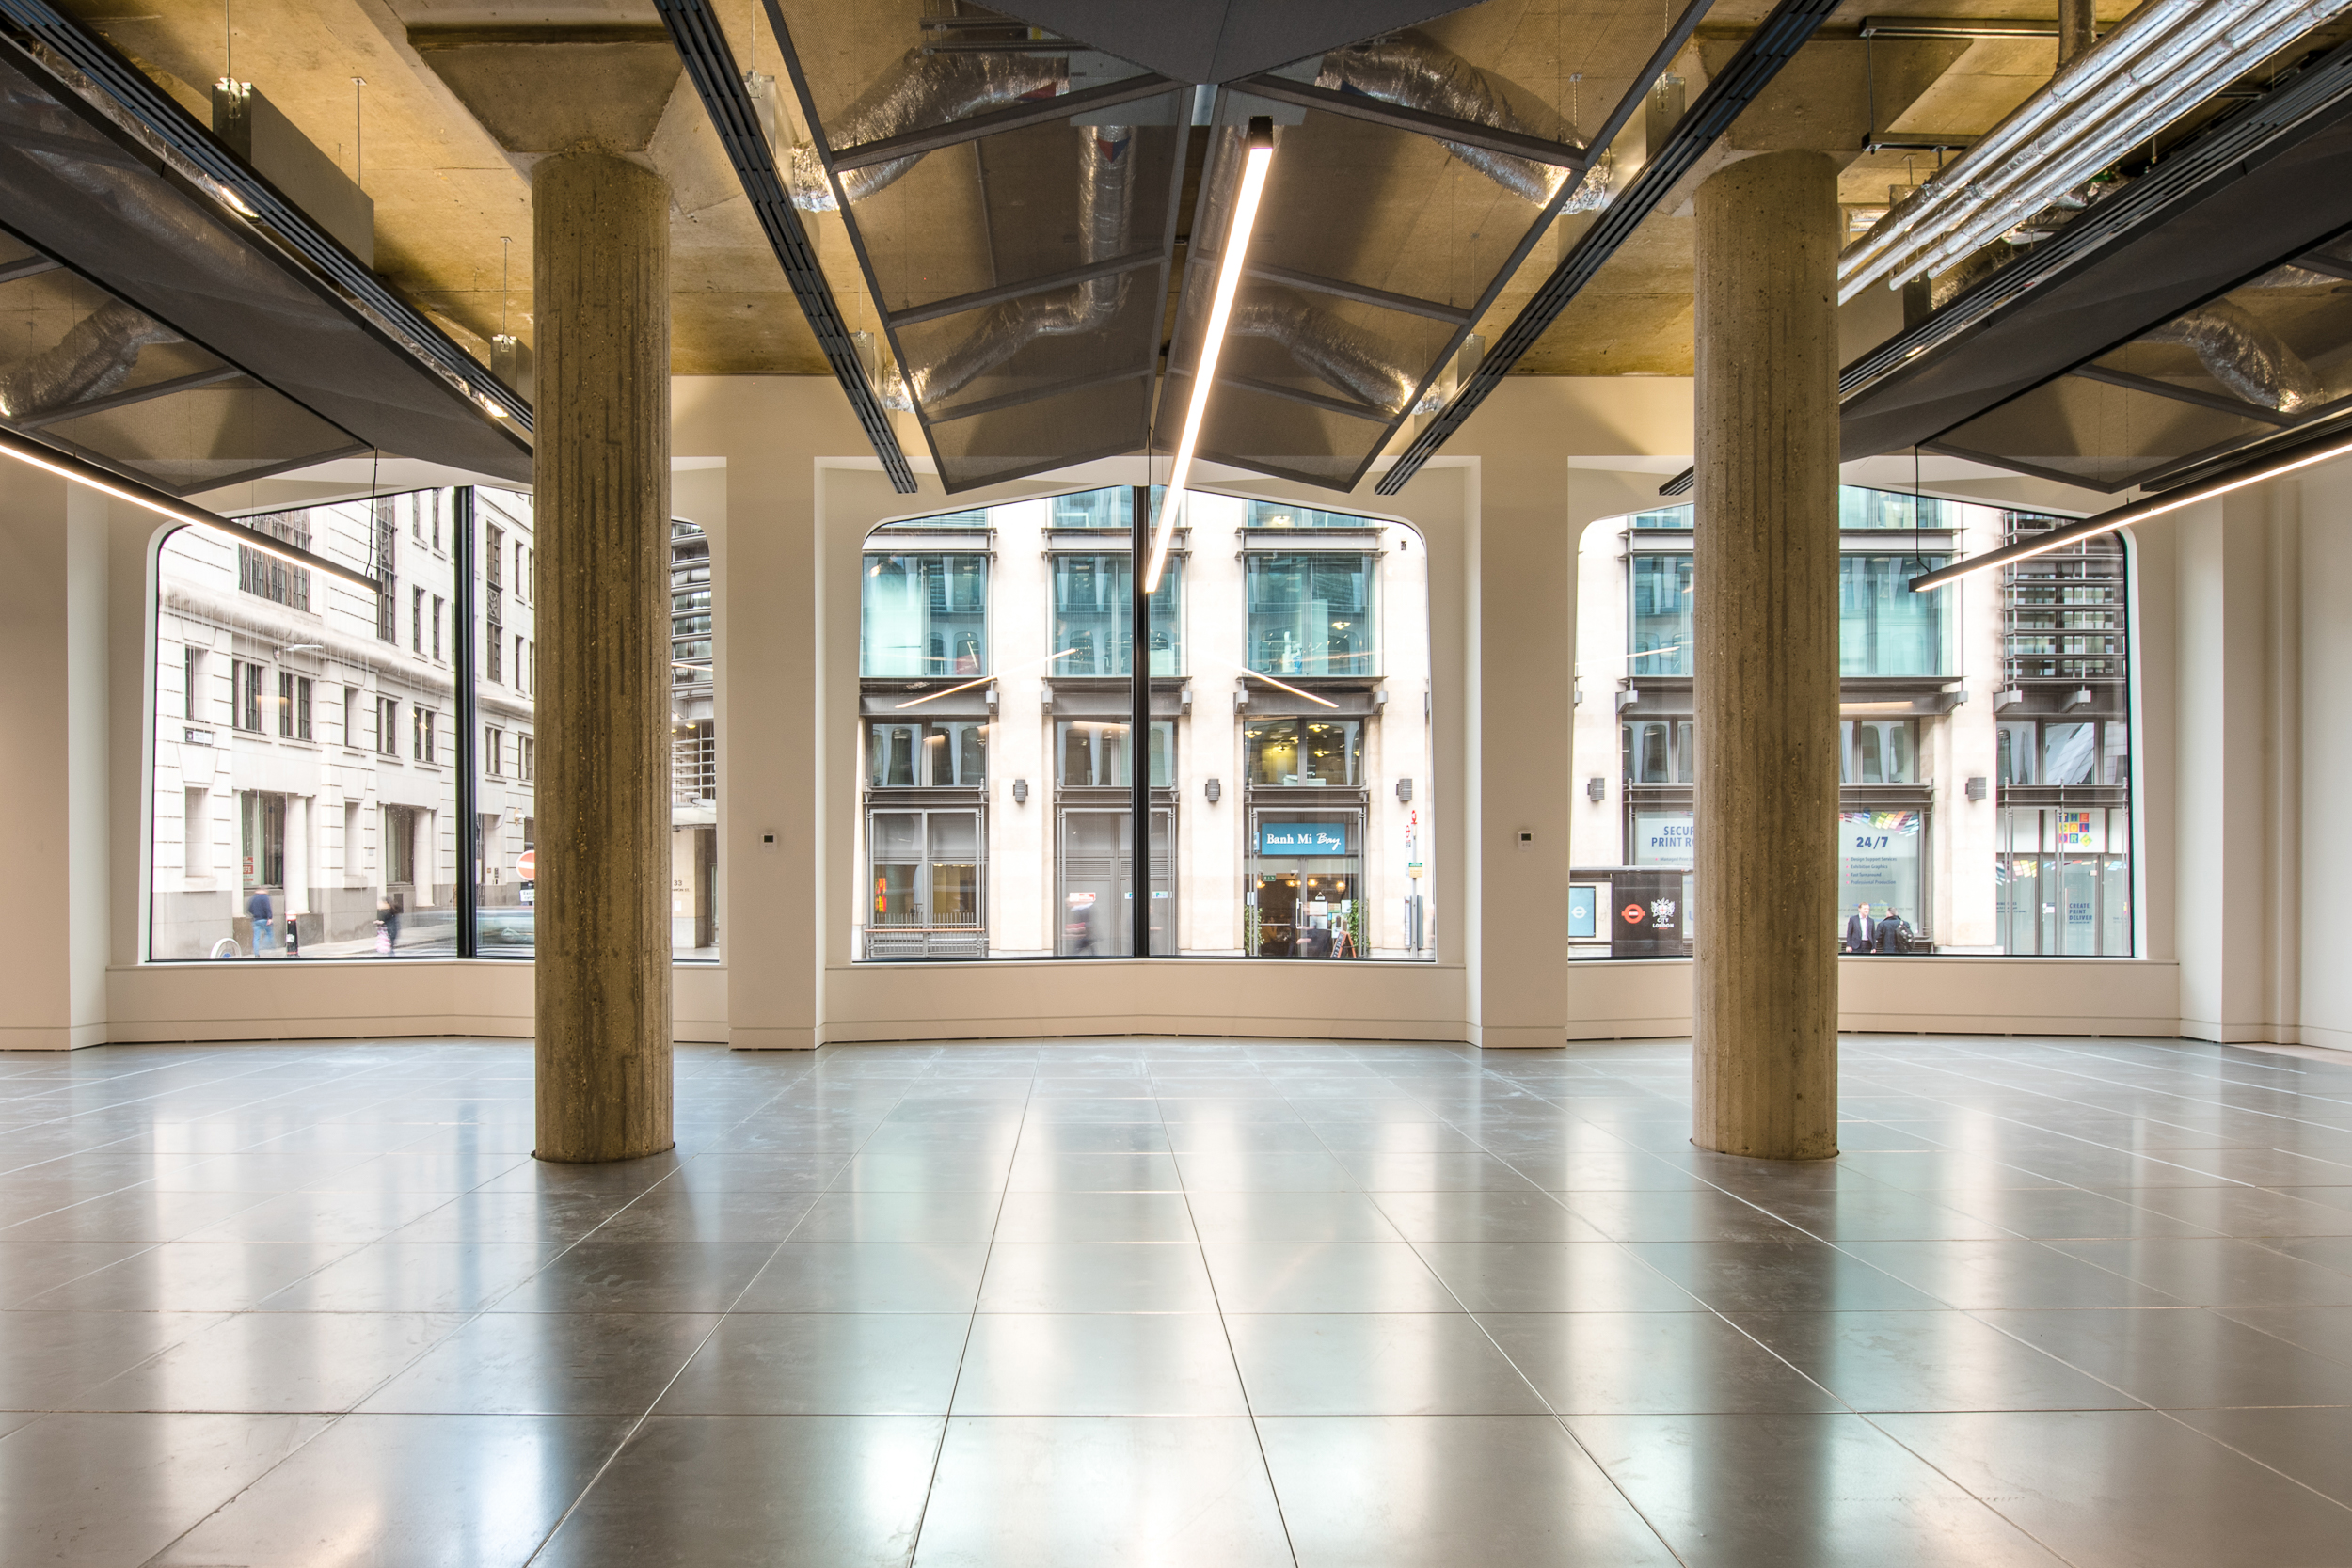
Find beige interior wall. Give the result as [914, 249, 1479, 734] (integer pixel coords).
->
[10, 372, 2328, 1049]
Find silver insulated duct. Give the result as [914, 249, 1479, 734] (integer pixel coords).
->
[0, 300, 182, 421]
[909, 124, 1136, 406]
[787, 49, 1067, 211]
[2144, 298, 2322, 414]
[1231, 293, 1421, 416]
[1314, 31, 1581, 204]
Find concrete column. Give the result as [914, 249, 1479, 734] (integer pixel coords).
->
[533, 148, 674, 1161]
[2058, 0, 2097, 68]
[1691, 150, 1840, 1159]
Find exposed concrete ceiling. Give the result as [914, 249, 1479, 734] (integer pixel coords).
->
[41, 0, 2158, 395]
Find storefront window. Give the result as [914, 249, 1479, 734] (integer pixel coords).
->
[1056, 809, 1172, 957]
[867, 808, 986, 958]
[1629, 808, 1693, 867]
[861, 553, 988, 677]
[1995, 806, 2130, 955]
[1245, 553, 1377, 676]
[1052, 554, 1182, 675]
[1247, 810, 1363, 958]
[1839, 810, 1925, 933]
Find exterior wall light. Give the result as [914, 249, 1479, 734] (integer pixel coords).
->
[1204, 778, 1221, 803]
[1395, 778, 1413, 802]
[1586, 776, 1606, 802]
[1011, 779, 1029, 804]
[1964, 776, 1988, 800]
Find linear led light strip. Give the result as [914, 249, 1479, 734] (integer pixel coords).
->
[0, 426, 379, 591]
[1198, 655, 1339, 709]
[1910, 426, 2352, 591]
[1840, 0, 2351, 301]
[895, 648, 1082, 709]
[1143, 116, 1276, 594]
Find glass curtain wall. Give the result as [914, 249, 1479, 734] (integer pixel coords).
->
[151, 486, 722, 962]
[858, 484, 1433, 962]
[151, 493, 458, 958]
[1576, 487, 2132, 957]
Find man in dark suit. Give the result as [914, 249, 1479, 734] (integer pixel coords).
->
[1843, 902, 1876, 955]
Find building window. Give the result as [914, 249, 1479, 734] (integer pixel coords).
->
[518, 735, 534, 782]
[484, 725, 503, 777]
[240, 790, 285, 890]
[1840, 555, 1952, 675]
[412, 586, 423, 653]
[1052, 554, 1183, 676]
[277, 673, 311, 740]
[374, 696, 398, 756]
[236, 514, 310, 610]
[432, 595, 444, 662]
[1629, 556, 1692, 676]
[861, 553, 988, 677]
[1246, 553, 1377, 676]
[1245, 719, 1359, 788]
[183, 647, 204, 721]
[231, 659, 263, 732]
[1058, 721, 1173, 787]
[1841, 720, 1915, 784]
[1621, 721, 1694, 785]
[868, 721, 986, 787]
[373, 505, 398, 641]
[385, 804, 417, 888]
[413, 706, 436, 764]
[183, 788, 209, 878]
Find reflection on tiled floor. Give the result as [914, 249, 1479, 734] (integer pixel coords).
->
[4, 1036, 2352, 1565]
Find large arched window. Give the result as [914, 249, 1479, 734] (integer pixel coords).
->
[148, 488, 721, 962]
[855, 487, 1433, 961]
[1569, 488, 2133, 958]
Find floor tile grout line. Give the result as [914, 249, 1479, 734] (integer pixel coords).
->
[898, 1056, 1035, 1568]
[516, 1050, 898, 1568]
[1289, 1069, 1699, 1568]
[1166, 1069, 1306, 1568]
[94, 1047, 826, 1565]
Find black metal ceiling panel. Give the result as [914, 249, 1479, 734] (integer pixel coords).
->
[762, 0, 1191, 492]
[0, 33, 532, 486]
[1839, 34, 2352, 479]
[1160, 1, 1692, 494]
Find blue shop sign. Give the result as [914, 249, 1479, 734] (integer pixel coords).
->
[1260, 821, 1350, 856]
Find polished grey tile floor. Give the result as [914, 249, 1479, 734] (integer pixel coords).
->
[4, 1035, 2352, 1565]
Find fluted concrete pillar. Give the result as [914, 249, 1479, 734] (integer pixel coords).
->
[2058, 0, 2096, 68]
[533, 148, 674, 1163]
[1692, 150, 1840, 1160]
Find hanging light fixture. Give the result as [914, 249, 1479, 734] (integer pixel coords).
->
[1144, 116, 1276, 594]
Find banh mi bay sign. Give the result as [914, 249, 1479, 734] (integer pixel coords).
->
[1259, 822, 1349, 856]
